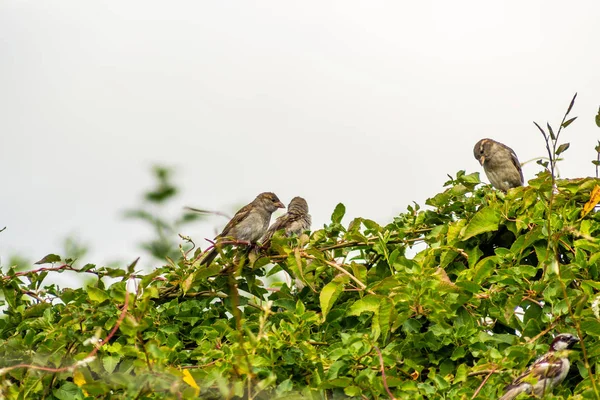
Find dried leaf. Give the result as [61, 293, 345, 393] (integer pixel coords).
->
[182, 369, 200, 396]
[581, 185, 600, 218]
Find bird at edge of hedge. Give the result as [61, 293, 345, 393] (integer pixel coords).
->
[261, 196, 311, 244]
[499, 333, 579, 400]
[473, 138, 524, 192]
[199, 192, 285, 266]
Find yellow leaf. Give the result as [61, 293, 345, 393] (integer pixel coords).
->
[73, 369, 86, 386]
[182, 369, 200, 395]
[582, 185, 600, 218]
[181, 273, 194, 295]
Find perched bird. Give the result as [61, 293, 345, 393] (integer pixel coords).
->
[473, 139, 524, 192]
[200, 192, 285, 266]
[499, 333, 579, 400]
[262, 196, 311, 244]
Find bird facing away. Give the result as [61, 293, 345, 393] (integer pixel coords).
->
[473, 138, 524, 192]
[499, 333, 579, 400]
[262, 196, 311, 243]
[200, 192, 285, 266]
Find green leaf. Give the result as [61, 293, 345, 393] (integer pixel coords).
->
[461, 207, 501, 240]
[566, 92, 577, 116]
[53, 382, 83, 400]
[195, 263, 222, 281]
[320, 281, 343, 321]
[87, 286, 109, 303]
[547, 122, 555, 140]
[103, 355, 121, 374]
[35, 254, 61, 265]
[556, 142, 570, 155]
[347, 296, 380, 316]
[2, 287, 16, 308]
[581, 318, 600, 337]
[331, 203, 346, 224]
[561, 117, 577, 128]
[344, 386, 362, 397]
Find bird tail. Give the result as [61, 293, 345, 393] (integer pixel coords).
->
[200, 248, 218, 266]
[498, 385, 529, 400]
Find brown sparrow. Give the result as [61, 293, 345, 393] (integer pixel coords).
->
[200, 192, 284, 266]
[473, 138, 524, 192]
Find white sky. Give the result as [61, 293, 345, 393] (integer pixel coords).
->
[1, 1, 600, 273]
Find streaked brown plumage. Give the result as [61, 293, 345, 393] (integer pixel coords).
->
[499, 333, 579, 400]
[262, 196, 311, 243]
[200, 192, 285, 266]
[473, 138, 524, 192]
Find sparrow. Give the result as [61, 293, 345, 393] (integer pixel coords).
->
[473, 139, 524, 192]
[200, 192, 285, 266]
[261, 196, 311, 244]
[499, 333, 579, 400]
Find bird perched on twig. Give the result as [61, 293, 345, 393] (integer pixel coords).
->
[473, 138, 524, 192]
[499, 333, 579, 400]
[200, 192, 285, 266]
[262, 196, 311, 244]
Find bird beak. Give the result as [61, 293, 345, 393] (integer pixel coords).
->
[478, 156, 485, 165]
[275, 201, 285, 209]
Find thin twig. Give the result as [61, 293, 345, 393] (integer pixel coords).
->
[374, 346, 396, 400]
[526, 319, 560, 344]
[471, 368, 496, 399]
[183, 206, 231, 220]
[303, 254, 375, 295]
[467, 369, 504, 377]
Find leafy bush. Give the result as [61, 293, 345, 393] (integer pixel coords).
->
[2, 100, 600, 399]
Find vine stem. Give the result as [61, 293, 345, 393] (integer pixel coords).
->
[374, 346, 396, 400]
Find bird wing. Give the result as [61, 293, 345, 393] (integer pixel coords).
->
[263, 213, 294, 242]
[510, 353, 563, 387]
[218, 203, 254, 238]
[508, 147, 524, 184]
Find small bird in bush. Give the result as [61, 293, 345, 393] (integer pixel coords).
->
[499, 333, 579, 400]
[473, 139, 524, 192]
[200, 192, 285, 266]
[262, 196, 311, 244]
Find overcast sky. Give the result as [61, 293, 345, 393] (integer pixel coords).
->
[1, 1, 600, 274]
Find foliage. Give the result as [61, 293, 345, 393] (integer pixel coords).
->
[2, 102, 600, 399]
[123, 166, 202, 262]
